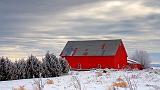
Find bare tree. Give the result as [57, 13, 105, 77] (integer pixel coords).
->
[131, 50, 151, 68]
[33, 73, 45, 90]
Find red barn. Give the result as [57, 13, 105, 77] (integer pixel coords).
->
[60, 39, 127, 70]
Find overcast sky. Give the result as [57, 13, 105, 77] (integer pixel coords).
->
[0, 0, 160, 63]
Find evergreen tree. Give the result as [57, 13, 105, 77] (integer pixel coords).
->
[18, 59, 27, 79]
[26, 55, 42, 78]
[5, 58, 14, 80]
[42, 52, 62, 77]
[0, 51, 70, 81]
[10, 61, 18, 80]
[14, 59, 28, 79]
[0, 57, 7, 81]
[0, 57, 16, 80]
[59, 57, 70, 74]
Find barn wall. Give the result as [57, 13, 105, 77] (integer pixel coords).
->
[114, 42, 127, 69]
[64, 56, 115, 69]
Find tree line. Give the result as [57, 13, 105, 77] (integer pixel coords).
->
[0, 52, 70, 81]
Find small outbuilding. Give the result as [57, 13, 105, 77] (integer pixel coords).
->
[127, 59, 141, 70]
[60, 39, 127, 70]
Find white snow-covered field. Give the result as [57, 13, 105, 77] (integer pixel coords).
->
[0, 69, 160, 90]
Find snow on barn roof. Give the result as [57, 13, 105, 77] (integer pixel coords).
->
[60, 39, 123, 56]
[127, 59, 141, 64]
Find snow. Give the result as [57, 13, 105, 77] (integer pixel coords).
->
[1, 69, 160, 90]
[127, 59, 140, 64]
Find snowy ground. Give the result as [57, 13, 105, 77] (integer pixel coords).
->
[0, 69, 160, 90]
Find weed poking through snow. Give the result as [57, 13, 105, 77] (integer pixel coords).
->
[71, 76, 82, 90]
[12, 86, 26, 90]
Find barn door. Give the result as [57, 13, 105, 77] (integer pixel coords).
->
[77, 64, 81, 69]
[98, 64, 101, 69]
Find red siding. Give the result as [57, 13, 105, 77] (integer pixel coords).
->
[114, 42, 127, 69]
[64, 56, 115, 69]
[127, 64, 141, 70]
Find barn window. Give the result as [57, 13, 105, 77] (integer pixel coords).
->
[77, 64, 81, 69]
[98, 64, 101, 69]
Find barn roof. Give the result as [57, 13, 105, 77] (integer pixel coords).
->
[60, 39, 123, 56]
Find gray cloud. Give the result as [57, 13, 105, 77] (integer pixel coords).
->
[0, 0, 160, 63]
[142, 0, 160, 8]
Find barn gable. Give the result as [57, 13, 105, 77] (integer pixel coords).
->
[60, 39, 124, 56]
